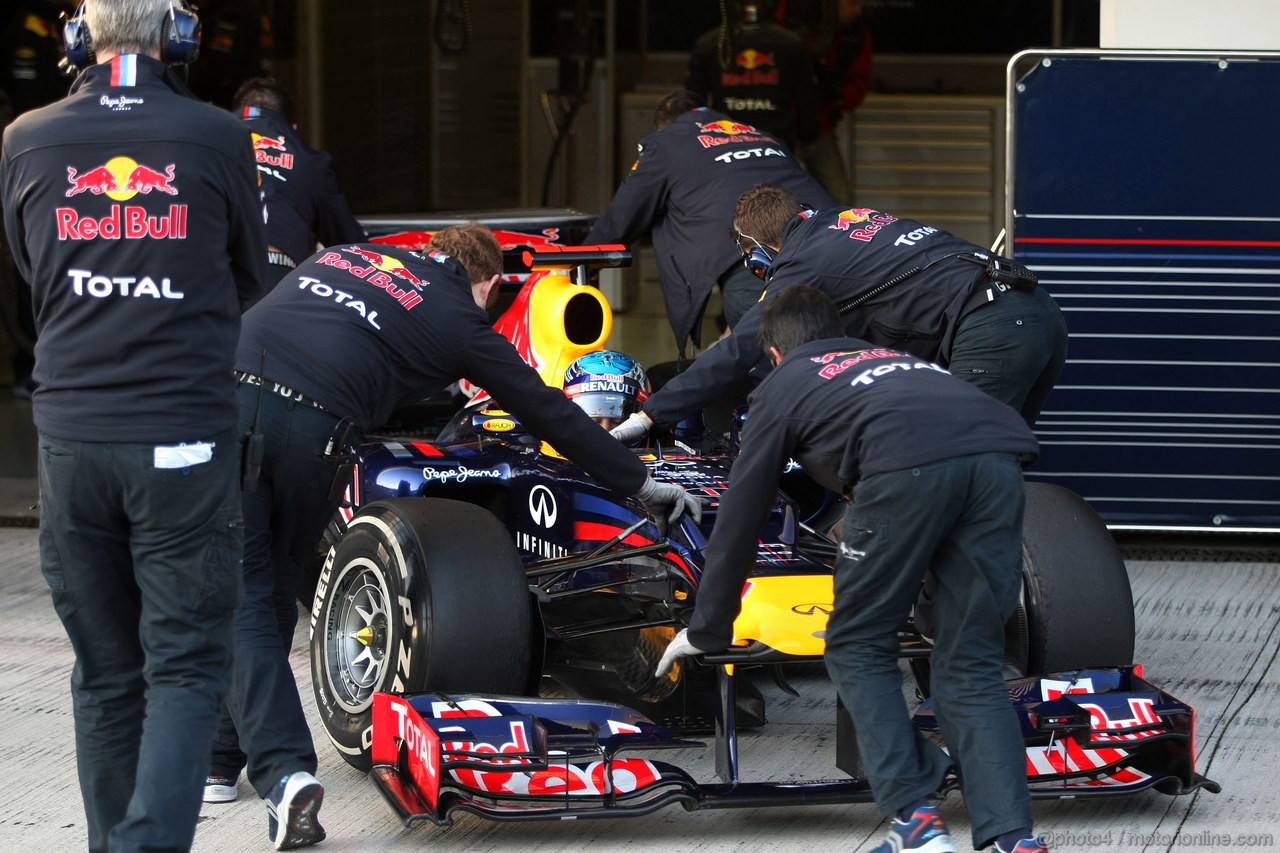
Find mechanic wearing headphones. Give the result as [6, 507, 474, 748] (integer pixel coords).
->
[0, 0, 267, 849]
[584, 89, 833, 359]
[612, 181, 1068, 446]
[231, 76, 366, 300]
[655, 286, 1048, 853]
[224, 224, 700, 849]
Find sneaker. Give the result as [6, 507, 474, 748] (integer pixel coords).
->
[203, 774, 239, 804]
[996, 837, 1050, 853]
[266, 771, 325, 850]
[871, 805, 957, 853]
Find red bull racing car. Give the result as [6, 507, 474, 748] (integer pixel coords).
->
[305, 246, 1219, 828]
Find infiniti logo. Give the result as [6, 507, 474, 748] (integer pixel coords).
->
[528, 484, 558, 528]
[791, 603, 834, 616]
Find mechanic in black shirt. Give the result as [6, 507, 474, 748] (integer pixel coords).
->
[612, 182, 1068, 445]
[231, 77, 366, 296]
[0, 1, 267, 849]
[687, 0, 819, 152]
[585, 90, 833, 358]
[655, 286, 1048, 853]
[222, 224, 700, 846]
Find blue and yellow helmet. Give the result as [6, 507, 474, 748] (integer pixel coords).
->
[563, 351, 650, 422]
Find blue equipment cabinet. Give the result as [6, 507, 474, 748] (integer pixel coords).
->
[1005, 50, 1280, 531]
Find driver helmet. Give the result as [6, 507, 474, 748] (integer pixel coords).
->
[563, 350, 650, 431]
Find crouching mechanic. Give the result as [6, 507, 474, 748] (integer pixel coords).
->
[221, 224, 700, 849]
[655, 286, 1049, 853]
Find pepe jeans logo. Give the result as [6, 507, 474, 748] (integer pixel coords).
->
[99, 94, 144, 111]
[528, 485, 557, 528]
[422, 466, 502, 484]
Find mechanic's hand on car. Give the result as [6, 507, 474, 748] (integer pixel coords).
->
[610, 411, 653, 444]
[655, 628, 709, 677]
[635, 476, 703, 525]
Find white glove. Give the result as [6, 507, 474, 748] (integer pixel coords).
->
[655, 628, 708, 677]
[635, 476, 704, 525]
[610, 411, 653, 444]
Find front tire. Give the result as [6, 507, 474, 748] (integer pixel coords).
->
[309, 498, 532, 771]
[1018, 482, 1135, 673]
[911, 482, 1134, 695]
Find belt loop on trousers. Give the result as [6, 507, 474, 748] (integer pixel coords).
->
[960, 281, 1006, 317]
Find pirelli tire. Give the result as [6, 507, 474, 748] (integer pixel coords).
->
[309, 498, 532, 772]
[1018, 481, 1135, 674]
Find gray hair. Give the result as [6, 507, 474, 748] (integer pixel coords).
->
[84, 0, 173, 57]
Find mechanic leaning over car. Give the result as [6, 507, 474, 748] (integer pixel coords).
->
[584, 89, 834, 359]
[223, 223, 701, 849]
[231, 76, 366, 301]
[0, 0, 268, 849]
[611, 182, 1069, 447]
[655, 286, 1049, 853]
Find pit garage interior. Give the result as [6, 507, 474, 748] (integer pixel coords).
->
[0, 2, 1278, 850]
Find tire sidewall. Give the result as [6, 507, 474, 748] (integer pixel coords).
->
[310, 508, 427, 771]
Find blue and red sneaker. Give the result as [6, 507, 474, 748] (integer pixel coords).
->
[871, 804, 957, 853]
[996, 837, 1050, 853]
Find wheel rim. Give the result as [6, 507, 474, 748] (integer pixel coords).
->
[324, 557, 393, 713]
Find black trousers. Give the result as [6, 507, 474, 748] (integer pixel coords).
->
[215, 383, 347, 796]
[823, 452, 1031, 849]
[38, 426, 242, 852]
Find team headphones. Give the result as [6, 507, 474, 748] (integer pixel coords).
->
[734, 228, 775, 279]
[62, 0, 202, 72]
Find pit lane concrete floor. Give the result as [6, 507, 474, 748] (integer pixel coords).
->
[0, 524, 1275, 853]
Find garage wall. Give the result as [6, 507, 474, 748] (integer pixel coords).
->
[317, 0, 432, 215]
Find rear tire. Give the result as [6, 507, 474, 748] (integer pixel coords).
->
[309, 498, 532, 771]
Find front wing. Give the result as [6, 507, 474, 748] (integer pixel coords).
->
[368, 667, 1219, 827]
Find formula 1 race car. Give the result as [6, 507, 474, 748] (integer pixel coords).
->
[305, 246, 1219, 827]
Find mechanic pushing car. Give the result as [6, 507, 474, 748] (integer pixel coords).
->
[231, 76, 366, 299]
[611, 182, 1069, 449]
[584, 89, 834, 358]
[0, 0, 268, 849]
[655, 286, 1048, 853]
[221, 224, 701, 848]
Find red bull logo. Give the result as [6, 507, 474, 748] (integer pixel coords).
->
[252, 134, 287, 151]
[735, 49, 775, 71]
[828, 209, 899, 242]
[697, 119, 759, 136]
[311, 248, 426, 311]
[369, 228, 564, 254]
[489, 228, 562, 251]
[341, 246, 425, 289]
[58, 157, 185, 241]
[251, 133, 294, 170]
[65, 157, 178, 198]
[695, 119, 769, 149]
[828, 208, 875, 231]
